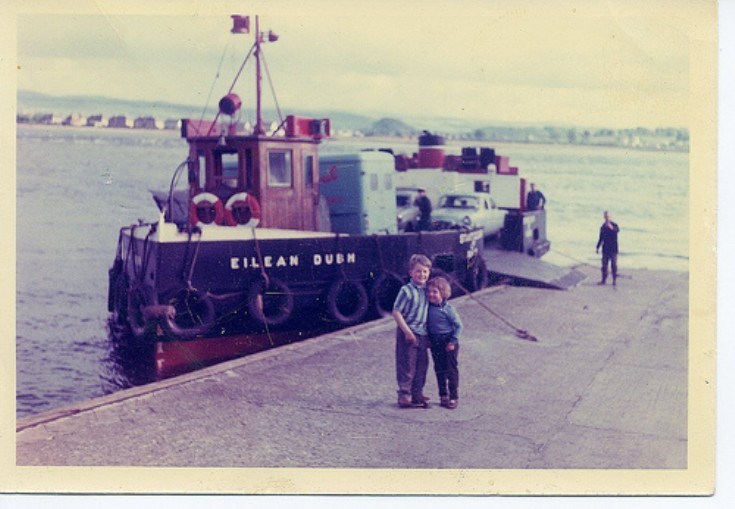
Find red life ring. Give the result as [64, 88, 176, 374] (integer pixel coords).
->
[223, 192, 261, 227]
[189, 192, 224, 227]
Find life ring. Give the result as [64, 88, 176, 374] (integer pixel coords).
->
[189, 192, 225, 227]
[223, 192, 261, 227]
[326, 279, 369, 325]
[370, 271, 405, 317]
[247, 277, 294, 327]
[464, 256, 488, 292]
[159, 287, 216, 339]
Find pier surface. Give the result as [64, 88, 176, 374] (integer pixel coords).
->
[15, 266, 691, 476]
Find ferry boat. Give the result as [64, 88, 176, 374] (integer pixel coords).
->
[107, 15, 549, 378]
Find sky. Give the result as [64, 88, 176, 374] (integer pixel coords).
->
[6, 0, 704, 129]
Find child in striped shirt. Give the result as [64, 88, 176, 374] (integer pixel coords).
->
[392, 254, 432, 408]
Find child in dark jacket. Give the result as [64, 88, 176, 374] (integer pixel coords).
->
[426, 276, 463, 409]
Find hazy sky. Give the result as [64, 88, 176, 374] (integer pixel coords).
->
[10, 0, 705, 129]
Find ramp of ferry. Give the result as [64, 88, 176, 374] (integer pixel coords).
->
[482, 246, 587, 290]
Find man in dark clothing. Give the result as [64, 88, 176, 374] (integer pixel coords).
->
[414, 189, 432, 231]
[596, 211, 620, 285]
[526, 183, 546, 211]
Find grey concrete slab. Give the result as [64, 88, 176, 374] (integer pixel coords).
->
[16, 267, 690, 472]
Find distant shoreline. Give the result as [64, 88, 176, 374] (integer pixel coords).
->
[15, 123, 689, 154]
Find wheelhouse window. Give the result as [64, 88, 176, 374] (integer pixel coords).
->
[221, 152, 239, 189]
[304, 155, 315, 188]
[193, 151, 205, 189]
[268, 150, 292, 187]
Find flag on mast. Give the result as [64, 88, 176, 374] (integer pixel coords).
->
[231, 15, 250, 34]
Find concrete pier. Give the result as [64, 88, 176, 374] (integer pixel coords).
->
[13, 266, 711, 494]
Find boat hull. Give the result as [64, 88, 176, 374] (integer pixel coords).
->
[108, 225, 485, 377]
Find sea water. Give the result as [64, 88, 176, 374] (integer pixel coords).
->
[14, 125, 689, 417]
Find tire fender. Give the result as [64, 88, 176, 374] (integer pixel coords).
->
[465, 256, 488, 292]
[247, 277, 294, 327]
[126, 285, 157, 339]
[370, 271, 405, 317]
[159, 288, 216, 339]
[326, 279, 369, 325]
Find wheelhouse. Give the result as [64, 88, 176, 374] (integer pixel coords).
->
[181, 114, 330, 231]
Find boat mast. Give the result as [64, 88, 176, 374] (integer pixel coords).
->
[254, 15, 264, 135]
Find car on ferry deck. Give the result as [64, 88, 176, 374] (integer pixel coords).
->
[431, 192, 506, 238]
[396, 186, 421, 232]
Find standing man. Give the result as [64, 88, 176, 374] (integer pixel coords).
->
[414, 188, 432, 231]
[526, 183, 546, 211]
[596, 211, 620, 286]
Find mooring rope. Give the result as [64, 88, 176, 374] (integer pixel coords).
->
[453, 269, 539, 342]
[260, 50, 285, 131]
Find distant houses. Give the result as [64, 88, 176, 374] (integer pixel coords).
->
[18, 111, 182, 131]
[86, 114, 106, 127]
[15, 109, 688, 152]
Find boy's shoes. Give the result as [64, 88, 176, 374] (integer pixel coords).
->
[397, 396, 413, 408]
[440, 396, 450, 408]
[398, 395, 431, 408]
[447, 399, 458, 409]
[411, 396, 430, 408]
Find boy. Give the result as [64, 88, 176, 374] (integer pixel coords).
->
[426, 276, 463, 409]
[392, 254, 432, 408]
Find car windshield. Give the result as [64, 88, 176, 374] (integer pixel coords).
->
[440, 196, 478, 209]
[396, 195, 412, 207]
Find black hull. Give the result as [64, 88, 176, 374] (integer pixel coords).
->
[109, 226, 485, 348]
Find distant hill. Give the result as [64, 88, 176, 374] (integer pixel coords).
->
[16, 90, 688, 152]
[16, 90, 378, 133]
[365, 118, 417, 137]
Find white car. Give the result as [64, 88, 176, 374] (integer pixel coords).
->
[396, 187, 421, 232]
[431, 193, 506, 238]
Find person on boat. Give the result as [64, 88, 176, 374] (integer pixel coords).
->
[427, 276, 463, 410]
[414, 189, 433, 231]
[596, 210, 620, 286]
[526, 183, 546, 211]
[392, 254, 432, 408]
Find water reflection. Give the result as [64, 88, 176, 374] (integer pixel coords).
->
[101, 318, 157, 391]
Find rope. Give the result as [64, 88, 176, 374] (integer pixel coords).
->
[167, 159, 190, 223]
[251, 227, 275, 346]
[252, 226, 269, 287]
[552, 249, 594, 268]
[453, 263, 539, 342]
[332, 233, 349, 280]
[260, 50, 285, 131]
[552, 249, 632, 280]
[199, 36, 234, 127]
[184, 232, 203, 290]
[372, 234, 387, 274]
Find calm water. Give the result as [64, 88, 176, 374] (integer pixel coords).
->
[15, 125, 689, 417]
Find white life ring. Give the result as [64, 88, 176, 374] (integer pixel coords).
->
[189, 192, 225, 227]
[224, 192, 261, 227]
